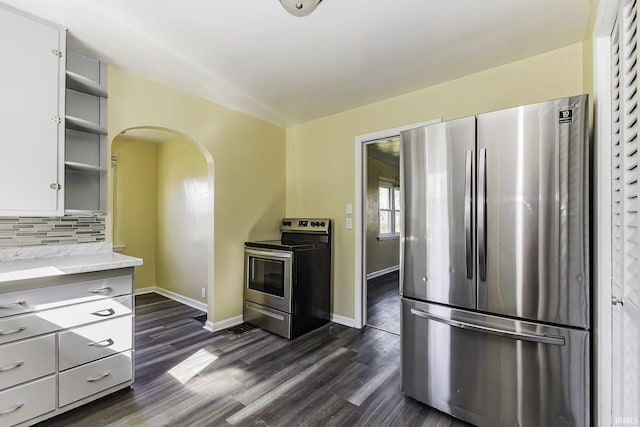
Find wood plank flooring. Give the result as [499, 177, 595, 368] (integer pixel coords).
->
[367, 271, 400, 335]
[38, 293, 468, 427]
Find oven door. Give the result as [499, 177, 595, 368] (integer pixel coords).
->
[244, 247, 293, 313]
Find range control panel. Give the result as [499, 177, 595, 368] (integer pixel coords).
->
[281, 218, 331, 234]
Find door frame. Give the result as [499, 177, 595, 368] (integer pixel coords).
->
[593, 0, 618, 425]
[354, 119, 440, 329]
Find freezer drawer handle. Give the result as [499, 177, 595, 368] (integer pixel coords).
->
[410, 308, 565, 346]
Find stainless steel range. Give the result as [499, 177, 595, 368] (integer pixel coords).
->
[243, 218, 331, 339]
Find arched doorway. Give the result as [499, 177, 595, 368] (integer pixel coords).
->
[110, 126, 214, 319]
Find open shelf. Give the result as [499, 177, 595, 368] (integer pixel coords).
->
[64, 161, 107, 173]
[66, 71, 108, 98]
[65, 115, 107, 135]
[64, 209, 106, 215]
[64, 51, 108, 213]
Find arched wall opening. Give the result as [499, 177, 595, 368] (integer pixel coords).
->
[110, 126, 215, 318]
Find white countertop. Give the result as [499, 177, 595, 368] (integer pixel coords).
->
[0, 243, 142, 284]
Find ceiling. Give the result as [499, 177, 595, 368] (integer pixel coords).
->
[368, 137, 400, 167]
[2, 1, 591, 127]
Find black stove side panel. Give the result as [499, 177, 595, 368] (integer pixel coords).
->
[290, 245, 331, 338]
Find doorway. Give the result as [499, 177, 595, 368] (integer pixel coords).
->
[111, 127, 214, 312]
[365, 138, 401, 335]
[354, 119, 440, 330]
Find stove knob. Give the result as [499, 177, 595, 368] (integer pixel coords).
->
[320, 221, 325, 227]
[311, 221, 317, 226]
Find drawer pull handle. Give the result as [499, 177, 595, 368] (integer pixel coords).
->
[89, 286, 113, 295]
[0, 301, 26, 309]
[0, 326, 26, 336]
[88, 338, 115, 348]
[0, 361, 24, 372]
[0, 403, 23, 416]
[90, 308, 116, 317]
[87, 372, 110, 383]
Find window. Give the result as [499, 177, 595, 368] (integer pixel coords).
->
[379, 181, 400, 238]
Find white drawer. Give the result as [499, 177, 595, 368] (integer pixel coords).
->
[35, 295, 133, 331]
[59, 315, 133, 371]
[0, 274, 132, 318]
[0, 312, 60, 345]
[0, 335, 55, 391]
[59, 350, 133, 407]
[0, 295, 132, 346]
[0, 375, 56, 426]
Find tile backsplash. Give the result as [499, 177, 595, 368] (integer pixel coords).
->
[0, 214, 105, 248]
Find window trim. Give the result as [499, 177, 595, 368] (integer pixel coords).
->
[377, 179, 400, 239]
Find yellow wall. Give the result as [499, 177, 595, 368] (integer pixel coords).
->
[107, 66, 286, 323]
[111, 137, 157, 289]
[286, 42, 586, 319]
[156, 135, 210, 302]
[366, 157, 399, 274]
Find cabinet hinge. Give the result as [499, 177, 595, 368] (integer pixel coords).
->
[51, 49, 63, 58]
[50, 183, 61, 190]
[612, 296, 624, 306]
[51, 116, 61, 124]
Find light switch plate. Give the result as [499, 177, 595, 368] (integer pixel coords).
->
[346, 218, 353, 229]
[346, 203, 353, 214]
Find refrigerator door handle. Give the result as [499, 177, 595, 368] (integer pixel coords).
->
[409, 308, 565, 346]
[464, 150, 473, 279]
[477, 148, 487, 281]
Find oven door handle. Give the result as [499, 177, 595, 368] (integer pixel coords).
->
[245, 248, 292, 260]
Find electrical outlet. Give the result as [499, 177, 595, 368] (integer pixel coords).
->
[201, 288, 206, 298]
[346, 203, 353, 214]
[346, 218, 353, 229]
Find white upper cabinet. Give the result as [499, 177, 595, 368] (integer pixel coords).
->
[0, 5, 65, 216]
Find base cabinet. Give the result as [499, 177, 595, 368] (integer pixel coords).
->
[59, 351, 133, 407]
[0, 376, 56, 427]
[0, 268, 135, 426]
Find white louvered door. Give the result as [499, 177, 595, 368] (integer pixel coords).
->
[612, 0, 640, 422]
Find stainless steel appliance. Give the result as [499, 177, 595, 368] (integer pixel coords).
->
[400, 95, 590, 426]
[244, 218, 331, 339]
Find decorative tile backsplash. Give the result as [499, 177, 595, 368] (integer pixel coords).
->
[0, 214, 105, 248]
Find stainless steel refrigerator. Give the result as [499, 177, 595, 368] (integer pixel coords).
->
[400, 94, 590, 427]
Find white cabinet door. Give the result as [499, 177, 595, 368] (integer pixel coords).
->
[0, 5, 65, 216]
[611, 1, 640, 423]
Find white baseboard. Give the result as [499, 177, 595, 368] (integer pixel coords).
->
[366, 265, 399, 281]
[134, 285, 207, 313]
[203, 315, 243, 333]
[136, 287, 356, 332]
[330, 313, 356, 328]
[134, 286, 155, 295]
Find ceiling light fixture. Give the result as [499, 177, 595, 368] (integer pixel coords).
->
[279, 0, 323, 17]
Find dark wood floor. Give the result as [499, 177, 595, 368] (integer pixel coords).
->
[38, 293, 468, 427]
[366, 271, 400, 335]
